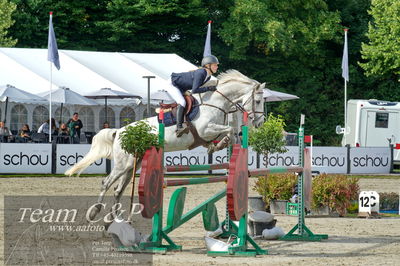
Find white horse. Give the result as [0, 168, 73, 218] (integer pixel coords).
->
[66, 70, 265, 219]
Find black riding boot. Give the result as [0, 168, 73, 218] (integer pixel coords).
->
[176, 105, 188, 137]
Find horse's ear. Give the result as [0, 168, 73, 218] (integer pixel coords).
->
[259, 83, 266, 90]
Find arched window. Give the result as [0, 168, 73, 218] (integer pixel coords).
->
[143, 108, 157, 118]
[79, 107, 95, 132]
[99, 107, 115, 128]
[10, 104, 28, 131]
[54, 106, 71, 125]
[120, 107, 136, 126]
[32, 105, 49, 130]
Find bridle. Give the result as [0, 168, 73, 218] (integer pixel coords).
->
[198, 83, 265, 126]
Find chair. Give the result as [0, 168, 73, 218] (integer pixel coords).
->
[31, 132, 47, 143]
[56, 135, 71, 144]
[84, 132, 95, 144]
[0, 135, 8, 143]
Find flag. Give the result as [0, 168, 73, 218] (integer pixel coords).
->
[48, 12, 60, 70]
[203, 20, 212, 57]
[341, 29, 349, 81]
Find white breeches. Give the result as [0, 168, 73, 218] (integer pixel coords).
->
[166, 79, 186, 107]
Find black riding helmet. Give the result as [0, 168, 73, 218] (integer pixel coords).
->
[201, 55, 219, 67]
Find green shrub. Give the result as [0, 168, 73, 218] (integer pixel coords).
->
[119, 120, 160, 158]
[253, 173, 297, 208]
[379, 192, 399, 210]
[249, 113, 288, 166]
[254, 173, 360, 216]
[312, 174, 359, 216]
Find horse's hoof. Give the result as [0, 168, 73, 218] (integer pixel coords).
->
[207, 145, 215, 154]
[88, 204, 102, 220]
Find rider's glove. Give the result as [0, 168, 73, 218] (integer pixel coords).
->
[207, 86, 217, 91]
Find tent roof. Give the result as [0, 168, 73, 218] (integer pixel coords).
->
[0, 48, 197, 98]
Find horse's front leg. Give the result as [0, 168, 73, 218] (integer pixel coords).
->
[203, 123, 233, 153]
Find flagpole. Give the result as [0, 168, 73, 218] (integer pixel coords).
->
[49, 12, 53, 143]
[342, 28, 349, 145]
[344, 67, 347, 145]
[49, 61, 52, 142]
[47, 11, 61, 142]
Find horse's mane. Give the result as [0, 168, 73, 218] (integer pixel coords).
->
[217, 69, 257, 85]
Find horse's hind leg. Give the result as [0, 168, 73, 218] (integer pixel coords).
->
[113, 160, 142, 220]
[89, 165, 130, 221]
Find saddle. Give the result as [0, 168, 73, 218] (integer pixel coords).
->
[156, 95, 200, 127]
[158, 95, 194, 115]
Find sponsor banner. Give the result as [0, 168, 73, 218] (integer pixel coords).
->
[164, 147, 209, 174]
[0, 144, 393, 174]
[0, 143, 52, 173]
[350, 147, 391, 174]
[311, 147, 348, 174]
[4, 196, 152, 265]
[260, 146, 300, 168]
[56, 144, 106, 174]
[212, 147, 258, 174]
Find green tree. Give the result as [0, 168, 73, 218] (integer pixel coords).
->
[360, 0, 400, 79]
[220, 0, 340, 61]
[0, 0, 17, 46]
[9, 0, 109, 49]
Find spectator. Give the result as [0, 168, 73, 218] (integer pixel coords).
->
[57, 123, 70, 143]
[38, 118, 58, 135]
[59, 123, 69, 135]
[67, 112, 83, 144]
[17, 124, 31, 142]
[103, 122, 110, 129]
[0, 121, 12, 142]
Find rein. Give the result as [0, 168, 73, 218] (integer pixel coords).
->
[196, 83, 264, 126]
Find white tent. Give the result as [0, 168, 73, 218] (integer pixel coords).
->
[0, 48, 197, 98]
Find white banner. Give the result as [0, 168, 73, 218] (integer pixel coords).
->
[0, 143, 52, 173]
[164, 147, 209, 174]
[56, 144, 106, 174]
[311, 147, 348, 174]
[0, 144, 392, 174]
[350, 147, 391, 174]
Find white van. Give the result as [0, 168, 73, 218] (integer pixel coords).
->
[340, 99, 400, 159]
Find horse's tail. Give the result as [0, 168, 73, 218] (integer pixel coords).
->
[65, 128, 118, 176]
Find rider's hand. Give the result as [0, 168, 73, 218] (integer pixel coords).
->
[208, 86, 217, 91]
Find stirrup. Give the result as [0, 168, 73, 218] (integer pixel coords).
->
[176, 126, 189, 137]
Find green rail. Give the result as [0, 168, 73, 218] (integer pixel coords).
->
[249, 166, 303, 177]
[164, 176, 228, 187]
[166, 163, 230, 172]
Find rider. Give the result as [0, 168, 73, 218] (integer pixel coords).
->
[168, 55, 219, 137]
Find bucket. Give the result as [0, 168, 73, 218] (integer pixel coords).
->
[270, 200, 288, 214]
[248, 196, 266, 212]
[248, 219, 277, 236]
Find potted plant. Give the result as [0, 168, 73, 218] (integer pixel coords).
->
[119, 120, 160, 211]
[250, 113, 289, 213]
[253, 173, 297, 213]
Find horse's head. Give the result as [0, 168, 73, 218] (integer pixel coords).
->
[217, 70, 265, 127]
[242, 81, 265, 128]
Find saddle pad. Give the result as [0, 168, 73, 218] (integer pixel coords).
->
[158, 98, 200, 127]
